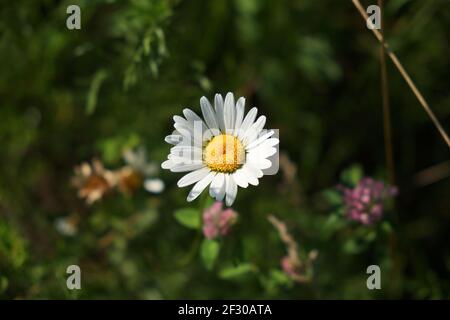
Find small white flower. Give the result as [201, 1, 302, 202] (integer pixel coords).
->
[144, 178, 165, 194]
[123, 147, 158, 176]
[162, 93, 279, 206]
[122, 147, 165, 194]
[55, 216, 78, 237]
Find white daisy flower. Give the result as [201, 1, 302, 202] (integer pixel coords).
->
[162, 92, 279, 206]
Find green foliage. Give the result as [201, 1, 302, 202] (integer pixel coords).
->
[174, 208, 201, 230]
[86, 70, 108, 115]
[200, 239, 220, 271]
[340, 164, 364, 187]
[0, 220, 27, 270]
[219, 263, 256, 280]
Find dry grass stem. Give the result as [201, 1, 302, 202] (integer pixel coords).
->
[352, 0, 450, 148]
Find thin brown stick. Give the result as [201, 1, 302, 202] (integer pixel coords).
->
[414, 160, 450, 187]
[267, 215, 300, 265]
[352, 0, 450, 148]
[378, 0, 395, 185]
[268, 215, 318, 284]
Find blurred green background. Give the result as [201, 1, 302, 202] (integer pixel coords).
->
[0, 0, 449, 299]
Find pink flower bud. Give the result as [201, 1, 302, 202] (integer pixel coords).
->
[202, 201, 238, 239]
[339, 177, 397, 225]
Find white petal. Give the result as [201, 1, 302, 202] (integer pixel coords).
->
[183, 108, 207, 137]
[243, 163, 263, 183]
[173, 115, 190, 128]
[216, 183, 227, 201]
[170, 146, 202, 159]
[233, 168, 249, 188]
[248, 158, 272, 170]
[224, 92, 235, 133]
[243, 115, 266, 146]
[214, 94, 226, 132]
[203, 127, 221, 142]
[216, 177, 226, 201]
[247, 163, 264, 178]
[259, 138, 279, 148]
[144, 178, 165, 193]
[209, 173, 225, 199]
[187, 172, 216, 202]
[173, 123, 193, 139]
[259, 159, 273, 170]
[200, 97, 219, 130]
[234, 97, 245, 133]
[240, 165, 259, 186]
[248, 145, 277, 159]
[165, 135, 183, 145]
[173, 123, 201, 147]
[174, 120, 201, 143]
[168, 154, 202, 164]
[183, 108, 202, 123]
[246, 130, 275, 150]
[237, 107, 257, 139]
[225, 174, 238, 206]
[177, 167, 210, 187]
[171, 163, 205, 172]
[161, 159, 175, 170]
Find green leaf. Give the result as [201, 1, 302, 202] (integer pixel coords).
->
[322, 189, 342, 206]
[219, 263, 255, 279]
[323, 213, 345, 235]
[86, 70, 108, 115]
[364, 230, 377, 242]
[340, 164, 363, 186]
[131, 210, 158, 236]
[202, 196, 214, 210]
[201, 239, 220, 270]
[342, 238, 364, 255]
[381, 221, 393, 234]
[269, 269, 291, 285]
[174, 208, 201, 229]
[0, 221, 27, 269]
[0, 277, 8, 293]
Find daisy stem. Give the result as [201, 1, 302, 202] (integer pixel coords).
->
[202, 190, 213, 209]
[179, 194, 209, 266]
[179, 232, 202, 267]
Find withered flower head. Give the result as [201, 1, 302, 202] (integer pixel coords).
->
[72, 159, 117, 205]
[116, 166, 144, 195]
[121, 148, 164, 195]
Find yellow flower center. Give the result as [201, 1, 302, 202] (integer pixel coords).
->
[203, 134, 245, 173]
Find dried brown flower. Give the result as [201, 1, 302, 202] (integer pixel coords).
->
[116, 166, 144, 195]
[72, 159, 117, 205]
